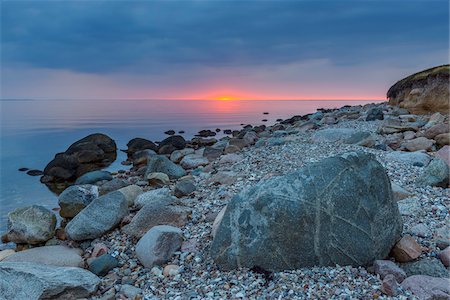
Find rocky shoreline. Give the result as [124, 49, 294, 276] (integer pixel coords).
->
[1, 99, 449, 299]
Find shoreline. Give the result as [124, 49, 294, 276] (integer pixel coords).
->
[1, 100, 449, 299]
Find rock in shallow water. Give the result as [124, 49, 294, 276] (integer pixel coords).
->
[65, 191, 128, 241]
[211, 152, 403, 271]
[2, 205, 56, 245]
[58, 184, 99, 218]
[0, 262, 100, 300]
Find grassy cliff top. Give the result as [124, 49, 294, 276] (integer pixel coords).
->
[387, 64, 450, 99]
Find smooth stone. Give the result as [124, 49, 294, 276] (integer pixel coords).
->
[385, 151, 431, 166]
[26, 169, 44, 176]
[439, 247, 450, 267]
[75, 170, 112, 185]
[127, 138, 158, 155]
[228, 138, 247, 150]
[401, 275, 450, 300]
[98, 178, 130, 195]
[416, 157, 449, 187]
[410, 223, 432, 238]
[174, 180, 197, 198]
[312, 128, 371, 144]
[436, 145, 450, 167]
[391, 182, 413, 201]
[135, 225, 183, 268]
[123, 201, 190, 239]
[224, 145, 241, 154]
[0, 262, 100, 300]
[65, 191, 128, 241]
[4, 245, 82, 267]
[373, 260, 407, 283]
[147, 172, 170, 187]
[117, 184, 143, 207]
[403, 137, 435, 152]
[58, 184, 99, 218]
[170, 148, 195, 163]
[381, 274, 399, 296]
[424, 123, 449, 139]
[208, 171, 237, 185]
[119, 284, 143, 299]
[401, 258, 449, 278]
[3, 205, 56, 245]
[435, 133, 450, 147]
[211, 206, 227, 239]
[180, 154, 209, 169]
[134, 188, 175, 209]
[88, 254, 119, 276]
[163, 264, 180, 277]
[391, 235, 422, 263]
[145, 155, 186, 179]
[203, 146, 223, 161]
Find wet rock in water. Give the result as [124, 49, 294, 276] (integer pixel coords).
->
[126, 138, 158, 157]
[391, 235, 422, 263]
[132, 149, 157, 166]
[276, 118, 283, 122]
[263, 112, 269, 115]
[190, 137, 218, 147]
[180, 154, 209, 169]
[158, 135, 186, 152]
[123, 201, 191, 239]
[147, 172, 170, 188]
[117, 184, 143, 207]
[65, 191, 128, 241]
[262, 119, 268, 122]
[223, 129, 232, 135]
[243, 131, 258, 146]
[403, 137, 435, 152]
[41, 133, 117, 184]
[2, 205, 56, 245]
[135, 225, 183, 268]
[416, 157, 449, 187]
[178, 130, 185, 134]
[134, 188, 174, 209]
[88, 254, 118, 276]
[18, 168, 28, 172]
[164, 130, 175, 135]
[98, 178, 130, 195]
[58, 184, 99, 218]
[385, 151, 431, 166]
[366, 107, 384, 121]
[145, 155, 186, 179]
[3, 245, 82, 267]
[401, 258, 449, 278]
[211, 152, 402, 271]
[75, 170, 112, 185]
[196, 129, 216, 137]
[0, 262, 100, 300]
[373, 260, 407, 283]
[174, 179, 197, 198]
[26, 169, 43, 176]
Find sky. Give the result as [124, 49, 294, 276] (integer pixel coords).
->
[1, 0, 449, 100]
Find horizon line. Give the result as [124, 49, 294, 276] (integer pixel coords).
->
[0, 98, 387, 101]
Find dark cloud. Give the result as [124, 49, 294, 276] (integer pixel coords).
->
[2, 1, 448, 74]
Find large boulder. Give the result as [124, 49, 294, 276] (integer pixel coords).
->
[157, 135, 186, 154]
[58, 184, 99, 218]
[0, 262, 100, 300]
[312, 128, 372, 146]
[387, 65, 450, 114]
[65, 191, 128, 241]
[385, 151, 431, 167]
[41, 133, 117, 186]
[134, 188, 174, 209]
[135, 225, 183, 268]
[210, 152, 403, 271]
[145, 155, 186, 179]
[3, 245, 82, 267]
[2, 205, 56, 244]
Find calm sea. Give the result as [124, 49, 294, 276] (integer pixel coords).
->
[0, 99, 380, 235]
